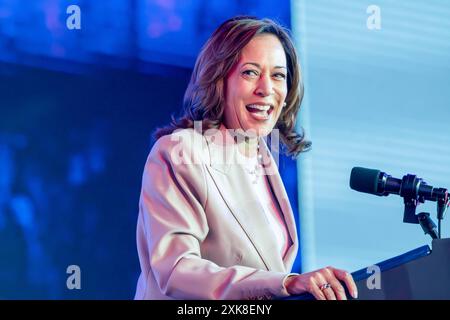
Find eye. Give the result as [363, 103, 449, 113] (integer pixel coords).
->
[273, 72, 287, 80]
[242, 69, 259, 77]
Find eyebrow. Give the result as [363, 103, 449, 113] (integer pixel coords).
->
[242, 62, 287, 70]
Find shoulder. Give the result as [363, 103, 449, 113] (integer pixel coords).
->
[149, 128, 208, 166]
[141, 128, 208, 208]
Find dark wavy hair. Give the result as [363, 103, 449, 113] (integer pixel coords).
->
[154, 16, 311, 157]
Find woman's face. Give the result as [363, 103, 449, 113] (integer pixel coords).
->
[223, 34, 288, 137]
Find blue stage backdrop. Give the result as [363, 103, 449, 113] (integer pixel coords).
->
[0, 0, 294, 299]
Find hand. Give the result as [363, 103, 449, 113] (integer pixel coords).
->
[284, 266, 358, 300]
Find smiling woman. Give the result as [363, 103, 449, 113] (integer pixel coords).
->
[134, 16, 357, 300]
[223, 34, 287, 138]
[154, 16, 308, 157]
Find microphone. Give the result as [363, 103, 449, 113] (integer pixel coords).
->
[350, 166, 448, 236]
[349, 167, 448, 204]
[417, 212, 439, 239]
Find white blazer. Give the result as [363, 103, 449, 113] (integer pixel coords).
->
[134, 124, 298, 299]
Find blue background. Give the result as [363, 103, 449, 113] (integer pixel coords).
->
[0, 0, 293, 299]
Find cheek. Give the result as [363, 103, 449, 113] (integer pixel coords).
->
[226, 77, 245, 104]
[274, 81, 287, 100]
[226, 91, 242, 116]
[230, 87, 250, 113]
[274, 99, 286, 120]
[280, 84, 288, 99]
[274, 108, 283, 123]
[224, 90, 245, 123]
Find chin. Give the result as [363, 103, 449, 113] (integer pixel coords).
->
[244, 112, 280, 137]
[253, 124, 275, 137]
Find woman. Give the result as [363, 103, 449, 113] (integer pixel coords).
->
[134, 16, 357, 300]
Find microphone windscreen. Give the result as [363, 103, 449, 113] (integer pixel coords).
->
[350, 167, 380, 194]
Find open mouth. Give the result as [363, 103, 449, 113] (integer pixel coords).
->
[245, 104, 274, 120]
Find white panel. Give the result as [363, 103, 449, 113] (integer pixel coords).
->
[292, 0, 450, 272]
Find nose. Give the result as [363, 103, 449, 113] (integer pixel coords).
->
[254, 74, 273, 97]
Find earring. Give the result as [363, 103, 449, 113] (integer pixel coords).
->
[283, 102, 287, 107]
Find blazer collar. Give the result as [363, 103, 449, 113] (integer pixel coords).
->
[203, 125, 298, 272]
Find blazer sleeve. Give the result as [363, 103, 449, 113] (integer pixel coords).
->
[137, 132, 293, 300]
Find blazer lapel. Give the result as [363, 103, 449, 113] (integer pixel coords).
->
[203, 126, 287, 272]
[258, 136, 299, 269]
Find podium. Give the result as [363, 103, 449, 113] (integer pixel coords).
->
[287, 238, 450, 300]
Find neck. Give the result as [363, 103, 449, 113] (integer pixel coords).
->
[237, 135, 259, 158]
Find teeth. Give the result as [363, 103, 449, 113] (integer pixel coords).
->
[247, 104, 271, 111]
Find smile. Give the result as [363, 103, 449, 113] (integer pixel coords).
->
[245, 104, 274, 121]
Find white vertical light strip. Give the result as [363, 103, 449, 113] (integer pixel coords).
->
[290, 0, 450, 273]
[291, 0, 316, 272]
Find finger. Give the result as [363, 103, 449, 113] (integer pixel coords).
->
[320, 285, 337, 300]
[327, 279, 347, 300]
[333, 268, 358, 299]
[321, 267, 348, 300]
[290, 274, 327, 300]
[322, 267, 346, 300]
[316, 276, 337, 301]
[309, 277, 327, 300]
[310, 286, 327, 300]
